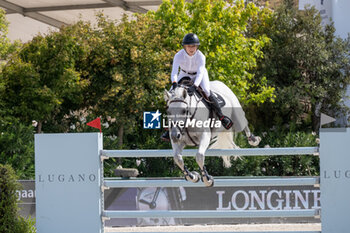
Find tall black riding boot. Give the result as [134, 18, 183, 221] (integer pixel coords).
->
[209, 93, 233, 130]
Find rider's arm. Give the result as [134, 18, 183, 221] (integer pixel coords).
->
[194, 52, 206, 87]
[171, 52, 181, 83]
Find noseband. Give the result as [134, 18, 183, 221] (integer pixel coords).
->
[167, 97, 190, 136]
[167, 90, 203, 146]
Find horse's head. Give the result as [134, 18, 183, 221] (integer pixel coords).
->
[164, 86, 188, 105]
[164, 87, 189, 142]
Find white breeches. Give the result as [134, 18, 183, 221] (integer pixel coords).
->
[178, 69, 211, 97]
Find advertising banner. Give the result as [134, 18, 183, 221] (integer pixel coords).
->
[19, 180, 320, 227]
[105, 184, 320, 227]
[17, 180, 36, 218]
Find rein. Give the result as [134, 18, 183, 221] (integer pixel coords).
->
[167, 89, 204, 146]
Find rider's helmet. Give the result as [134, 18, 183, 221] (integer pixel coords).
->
[182, 33, 200, 46]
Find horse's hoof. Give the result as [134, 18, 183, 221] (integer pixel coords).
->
[203, 175, 214, 187]
[191, 171, 200, 183]
[184, 171, 200, 183]
[248, 135, 261, 147]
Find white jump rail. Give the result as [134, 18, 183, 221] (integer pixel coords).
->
[104, 177, 320, 188]
[103, 209, 319, 219]
[108, 232, 320, 233]
[107, 232, 320, 233]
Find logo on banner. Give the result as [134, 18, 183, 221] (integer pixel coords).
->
[143, 110, 161, 129]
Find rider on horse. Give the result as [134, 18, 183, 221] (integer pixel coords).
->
[161, 33, 233, 141]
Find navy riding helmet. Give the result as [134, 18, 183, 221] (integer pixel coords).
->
[182, 33, 200, 46]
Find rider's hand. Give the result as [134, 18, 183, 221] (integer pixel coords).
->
[172, 82, 177, 90]
[188, 85, 197, 96]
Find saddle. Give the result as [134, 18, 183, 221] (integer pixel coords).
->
[178, 77, 226, 109]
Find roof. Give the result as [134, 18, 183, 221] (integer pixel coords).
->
[0, 0, 161, 42]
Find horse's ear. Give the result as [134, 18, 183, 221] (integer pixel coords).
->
[164, 89, 171, 102]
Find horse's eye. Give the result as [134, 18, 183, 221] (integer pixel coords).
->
[182, 109, 186, 114]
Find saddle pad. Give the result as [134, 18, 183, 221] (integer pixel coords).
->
[209, 91, 226, 108]
[178, 77, 226, 108]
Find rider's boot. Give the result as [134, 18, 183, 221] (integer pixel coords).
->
[209, 92, 233, 130]
[160, 130, 170, 142]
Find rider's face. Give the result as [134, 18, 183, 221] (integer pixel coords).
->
[184, 45, 198, 56]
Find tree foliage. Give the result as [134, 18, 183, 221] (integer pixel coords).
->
[251, 0, 350, 130]
[0, 118, 35, 179]
[1, 25, 91, 133]
[0, 164, 36, 233]
[0, 8, 20, 60]
[153, 0, 275, 105]
[87, 14, 171, 146]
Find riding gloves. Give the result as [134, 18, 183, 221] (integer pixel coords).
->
[187, 85, 197, 96]
[172, 82, 177, 90]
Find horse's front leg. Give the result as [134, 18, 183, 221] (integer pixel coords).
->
[196, 131, 214, 187]
[172, 141, 199, 183]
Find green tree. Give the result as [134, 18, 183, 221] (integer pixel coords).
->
[251, 0, 350, 130]
[87, 14, 170, 147]
[1, 24, 92, 133]
[0, 8, 20, 60]
[0, 164, 36, 233]
[0, 118, 35, 179]
[153, 0, 275, 105]
[0, 8, 36, 179]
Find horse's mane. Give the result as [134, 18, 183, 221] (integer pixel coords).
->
[170, 86, 188, 101]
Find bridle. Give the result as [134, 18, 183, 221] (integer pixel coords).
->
[167, 97, 189, 136]
[166, 88, 203, 145]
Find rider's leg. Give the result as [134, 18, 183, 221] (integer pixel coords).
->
[197, 69, 210, 97]
[199, 70, 233, 130]
[209, 92, 233, 130]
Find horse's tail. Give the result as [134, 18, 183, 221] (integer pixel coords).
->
[209, 131, 240, 168]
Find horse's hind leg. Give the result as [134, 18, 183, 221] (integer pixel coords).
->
[244, 126, 261, 147]
[172, 143, 199, 183]
[196, 132, 214, 187]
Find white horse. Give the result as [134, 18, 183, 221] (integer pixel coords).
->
[164, 80, 261, 187]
